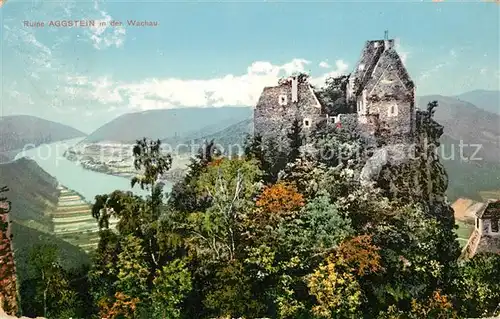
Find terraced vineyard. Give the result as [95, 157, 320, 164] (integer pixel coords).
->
[51, 186, 100, 253]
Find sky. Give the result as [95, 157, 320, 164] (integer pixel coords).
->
[0, 0, 499, 133]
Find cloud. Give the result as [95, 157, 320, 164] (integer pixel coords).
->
[319, 61, 331, 68]
[394, 41, 409, 66]
[63, 58, 350, 112]
[418, 48, 459, 81]
[310, 60, 349, 87]
[86, 0, 126, 50]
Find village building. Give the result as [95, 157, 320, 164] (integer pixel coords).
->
[462, 199, 500, 259]
[253, 33, 416, 149]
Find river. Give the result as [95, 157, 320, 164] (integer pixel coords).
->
[14, 138, 172, 203]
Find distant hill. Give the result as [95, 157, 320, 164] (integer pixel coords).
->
[83, 107, 253, 143]
[439, 134, 500, 201]
[0, 157, 59, 228]
[0, 115, 86, 161]
[181, 119, 254, 155]
[418, 95, 500, 163]
[455, 90, 500, 115]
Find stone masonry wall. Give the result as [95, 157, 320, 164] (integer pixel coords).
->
[362, 53, 415, 144]
[254, 81, 322, 152]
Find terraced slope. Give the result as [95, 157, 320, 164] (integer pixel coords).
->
[51, 185, 120, 253]
[51, 186, 99, 252]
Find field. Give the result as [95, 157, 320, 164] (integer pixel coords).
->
[455, 220, 474, 248]
[479, 190, 500, 201]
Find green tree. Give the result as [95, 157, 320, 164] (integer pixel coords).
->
[287, 119, 303, 164]
[314, 75, 353, 115]
[151, 259, 192, 319]
[27, 244, 78, 318]
[115, 235, 150, 300]
[169, 140, 218, 213]
[455, 253, 500, 317]
[189, 157, 261, 261]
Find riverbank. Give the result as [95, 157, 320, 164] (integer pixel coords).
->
[62, 141, 189, 184]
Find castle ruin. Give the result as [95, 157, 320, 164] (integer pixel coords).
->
[253, 35, 416, 148]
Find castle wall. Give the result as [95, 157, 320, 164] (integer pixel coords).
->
[476, 234, 500, 255]
[254, 81, 322, 150]
[361, 56, 415, 143]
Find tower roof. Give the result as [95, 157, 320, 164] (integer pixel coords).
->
[350, 38, 413, 96]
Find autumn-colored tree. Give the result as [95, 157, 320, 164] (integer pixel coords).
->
[307, 235, 382, 318]
[377, 290, 458, 319]
[99, 292, 140, 319]
[255, 182, 304, 225]
[335, 235, 382, 276]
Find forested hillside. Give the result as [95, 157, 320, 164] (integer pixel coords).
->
[0, 158, 59, 229]
[0, 115, 86, 162]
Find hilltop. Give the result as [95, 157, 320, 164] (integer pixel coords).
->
[455, 89, 500, 115]
[418, 95, 500, 163]
[83, 107, 252, 143]
[0, 115, 86, 162]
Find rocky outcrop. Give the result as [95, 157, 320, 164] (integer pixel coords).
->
[360, 143, 413, 186]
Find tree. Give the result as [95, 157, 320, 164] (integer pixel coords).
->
[278, 193, 353, 257]
[244, 134, 264, 163]
[377, 290, 458, 319]
[0, 186, 17, 316]
[189, 158, 261, 261]
[150, 259, 192, 319]
[254, 182, 305, 226]
[287, 119, 303, 163]
[131, 138, 172, 217]
[307, 235, 382, 318]
[98, 292, 140, 319]
[27, 244, 78, 318]
[115, 235, 150, 300]
[455, 253, 500, 317]
[314, 75, 353, 115]
[169, 140, 218, 213]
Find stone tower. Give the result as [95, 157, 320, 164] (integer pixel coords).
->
[347, 36, 416, 144]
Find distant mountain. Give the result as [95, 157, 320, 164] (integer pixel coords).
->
[0, 115, 86, 161]
[83, 107, 253, 143]
[455, 90, 500, 114]
[418, 95, 500, 163]
[439, 134, 500, 201]
[181, 119, 254, 154]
